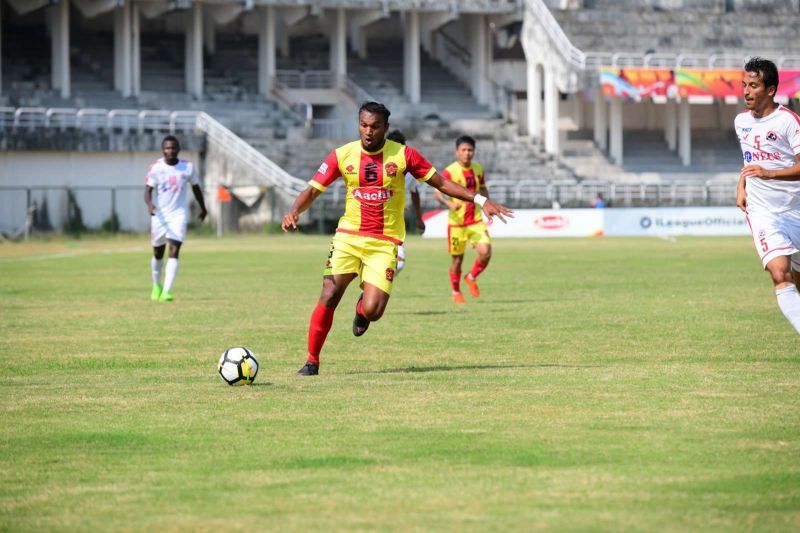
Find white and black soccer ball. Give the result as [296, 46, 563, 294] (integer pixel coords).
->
[218, 347, 259, 386]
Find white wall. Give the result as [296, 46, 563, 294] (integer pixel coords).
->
[0, 150, 200, 233]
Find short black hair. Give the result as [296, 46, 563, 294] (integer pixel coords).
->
[359, 101, 391, 123]
[455, 135, 476, 148]
[162, 135, 180, 147]
[387, 130, 406, 145]
[744, 57, 779, 91]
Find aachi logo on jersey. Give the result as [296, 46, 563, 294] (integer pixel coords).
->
[352, 187, 393, 203]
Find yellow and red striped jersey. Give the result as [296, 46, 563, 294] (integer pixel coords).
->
[309, 139, 436, 243]
[441, 161, 486, 226]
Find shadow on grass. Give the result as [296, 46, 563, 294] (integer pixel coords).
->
[347, 363, 602, 375]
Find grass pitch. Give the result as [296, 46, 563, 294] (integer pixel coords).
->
[1, 235, 798, 531]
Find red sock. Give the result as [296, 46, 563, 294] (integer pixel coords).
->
[450, 272, 461, 293]
[469, 260, 488, 280]
[356, 297, 366, 318]
[307, 303, 335, 365]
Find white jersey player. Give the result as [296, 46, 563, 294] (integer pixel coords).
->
[386, 130, 425, 275]
[736, 57, 800, 334]
[144, 135, 207, 302]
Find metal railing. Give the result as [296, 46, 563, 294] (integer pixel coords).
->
[525, 0, 586, 70]
[312, 178, 738, 211]
[0, 106, 307, 197]
[276, 70, 336, 90]
[276, 69, 376, 104]
[341, 76, 376, 105]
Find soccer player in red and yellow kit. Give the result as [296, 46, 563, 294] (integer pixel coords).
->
[282, 102, 513, 375]
[435, 135, 492, 304]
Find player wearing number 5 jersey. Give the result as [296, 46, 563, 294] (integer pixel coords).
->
[735, 57, 800, 334]
[282, 102, 514, 376]
[435, 136, 492, 304]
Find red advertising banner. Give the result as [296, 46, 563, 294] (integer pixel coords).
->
[676, 69, 742, 98]
[777, 70, 800, 99]
[600, 67, 674, 99]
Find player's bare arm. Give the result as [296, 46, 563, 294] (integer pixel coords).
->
[427, 173, 513, 223]
[145, 185, 156, 215]
[281, 186, 322, 231]
[410, 190, 425, 233]
[191, 184, 208, 221]
[736, 173, 748, 212]
[434, 188, 460, 211]
[740, 155, 800, 181]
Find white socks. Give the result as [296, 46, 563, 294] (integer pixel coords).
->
[164, 258, 179, 292]
[151, 257, 163, 286]
[396, 245, 406, 275]
[776, 285, 800, 334]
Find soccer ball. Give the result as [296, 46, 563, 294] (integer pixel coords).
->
[218, 347, 259, 386]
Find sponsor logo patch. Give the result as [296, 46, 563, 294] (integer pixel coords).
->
[534, 214, 569, 230]
[386, 268, 394, 282]
[385, 162, 398, 177]
[317, 162, 329, 174]
[346, 164, 355, 173]
[352, 187, 393, 203]
[744, 151, 753, 163]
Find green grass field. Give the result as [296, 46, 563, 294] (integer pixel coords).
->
[1, 235, 798, 531]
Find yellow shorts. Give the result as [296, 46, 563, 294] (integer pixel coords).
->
[448, 222, 491, 256]
[323, 232, 398, 294]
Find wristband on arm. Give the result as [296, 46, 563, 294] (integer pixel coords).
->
[473, 194, 488, 208]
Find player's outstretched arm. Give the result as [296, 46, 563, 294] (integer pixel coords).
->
[144, 186, 156, 216]
[427, 173, 513, 223]
[281, 186, 322, 232]
[191, 184, 208, 221]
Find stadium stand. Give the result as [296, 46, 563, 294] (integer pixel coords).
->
[4, 0, 799, 234]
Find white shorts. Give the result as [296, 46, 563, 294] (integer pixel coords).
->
[151, 211, 187, 246]
[746, 209, 800, 270]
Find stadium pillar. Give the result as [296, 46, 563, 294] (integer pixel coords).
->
[664, 98, 677, 151]
[51, 0, 71, 99]
[131, 3, 140, 96]
[544, 66, 559, 157]
[330, 8, 347, 85]
[204, 19, 216, 55]
[678, 99, 691, 166]
[403, 11, 421, 104]
[258, 6, 276, 96]
[185, 2, 203, 98]
[526, 63, 542, 143]
[609, 97, 623, 165]
[593, 85, 607, 150]
[470, 14, 489, 105]
[114, 2, 132, 97]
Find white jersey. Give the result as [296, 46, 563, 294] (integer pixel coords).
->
[145, 158, 199, 216]
[735, 105, 800, 213]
